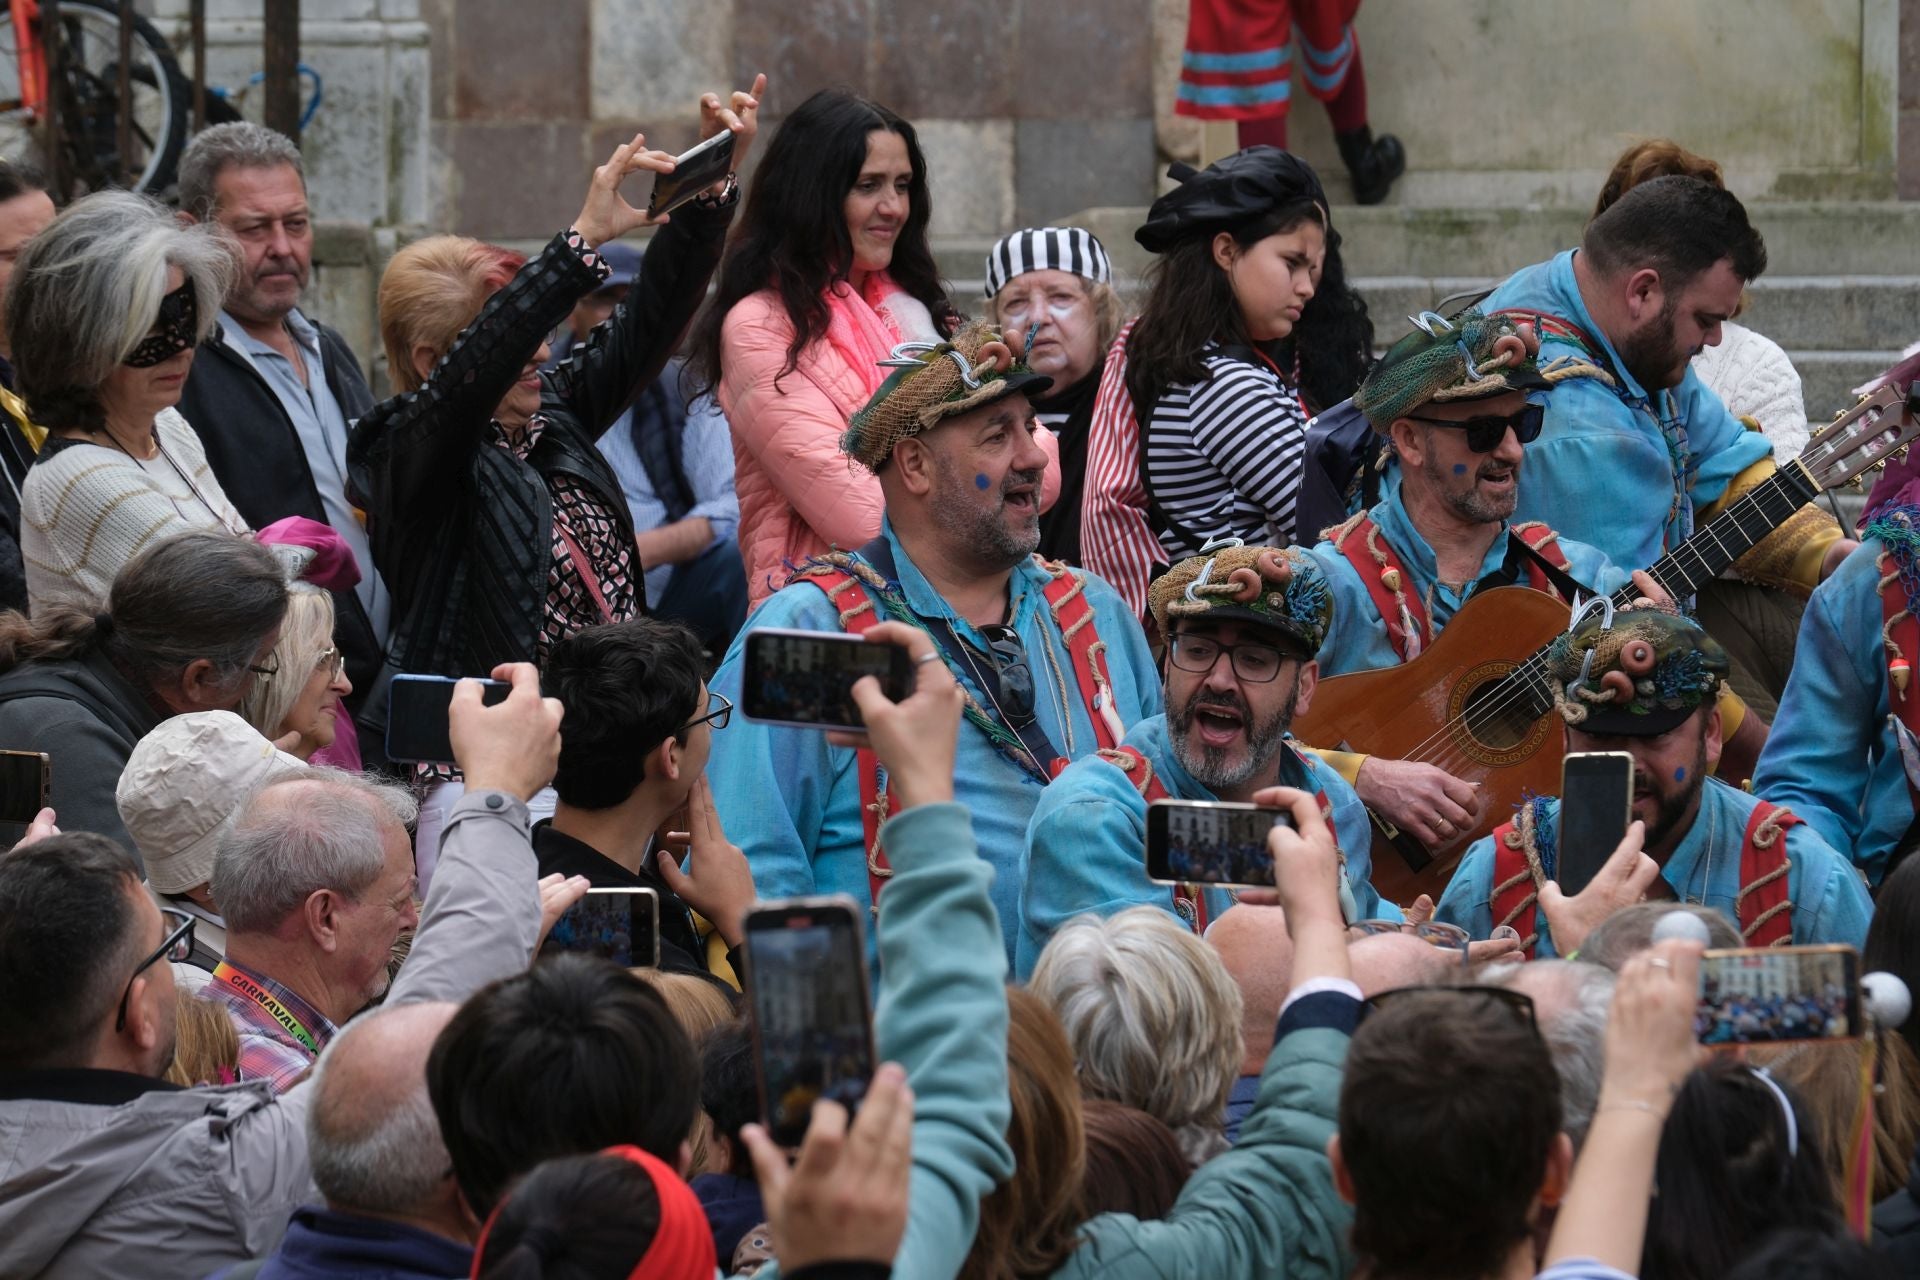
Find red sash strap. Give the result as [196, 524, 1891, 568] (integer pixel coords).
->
[1327, 512, 1430, 663]
[1511, 521, 1574, 597]
[797, 556, 1128, 910]
[1737, 801, 1798, 948]
[1879, 564, 1920, 816]
[1489, 819, 1542, 958]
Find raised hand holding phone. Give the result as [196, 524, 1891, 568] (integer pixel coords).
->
[825, 620, 963, 812]
[572, 133, 681, 245]
[450, 662, 565, 802]
[1537, 818, 1661, 957]
[1246, 784, 1352, 986]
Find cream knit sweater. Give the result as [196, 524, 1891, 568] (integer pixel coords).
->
[20, 407, 249, 613]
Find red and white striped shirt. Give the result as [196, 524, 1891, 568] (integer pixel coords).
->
[1077, 320, 1162, 621]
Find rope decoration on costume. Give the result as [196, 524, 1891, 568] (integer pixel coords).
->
[1494, 797, 1553, 952]
[1866, 505, 1920, 699]
[1329, 514, 1425, 660]
[1737, 804, 1796, 945]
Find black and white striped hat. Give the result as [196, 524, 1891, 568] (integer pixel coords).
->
[983, 226, 1113, 300]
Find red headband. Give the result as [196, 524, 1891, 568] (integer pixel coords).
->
[469, 1145, 716, 1280]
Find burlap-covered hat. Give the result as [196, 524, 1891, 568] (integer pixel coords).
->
[1148, 541, 1333, 659]
[1545, 608, 1728, 736]
[841, 322, 1052, 472]
[1354, 308, 1552, 431]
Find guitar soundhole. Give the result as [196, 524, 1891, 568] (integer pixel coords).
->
[1451, 662, 1554, 767]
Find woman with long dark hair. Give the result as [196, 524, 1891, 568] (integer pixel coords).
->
[691, 88, 1056, 606]
[1123, 147, 1371, 562]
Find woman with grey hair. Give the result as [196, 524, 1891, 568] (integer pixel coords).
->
[237, 582, 357, 767]
[1028, 905, 1246, 1164]
[10, 189, 247, 611]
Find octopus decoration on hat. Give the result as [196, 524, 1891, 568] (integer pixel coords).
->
[840, 321, 1054, 472]
[1544, 605, 1728, 737]
[1146, 537, 1333, 660]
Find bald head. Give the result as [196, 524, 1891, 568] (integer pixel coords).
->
[309, 1001, 458, 1216]
[1349, 931, 1463, 996]
[1207, 905, 1295, 1076]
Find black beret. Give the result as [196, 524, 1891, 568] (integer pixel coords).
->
[1135, 146, 1330, 254]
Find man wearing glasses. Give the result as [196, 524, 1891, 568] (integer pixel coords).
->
[1016, 543, 1390, 978]
[0, 665, 567, 1277]
[1306, 310, 1657, 852]
[535, 617, 752, 987]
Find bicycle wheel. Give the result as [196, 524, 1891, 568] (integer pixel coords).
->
[0, 0, 189, 197]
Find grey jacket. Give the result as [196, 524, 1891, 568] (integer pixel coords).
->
[0, 789, 543, 1279]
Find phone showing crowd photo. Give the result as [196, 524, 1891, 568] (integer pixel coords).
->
[741, 628, 914, 733]
[1696, 944, 1862, 1045]
[1557, 751, 1635, 897]
[647, 129, 736, 218]
[0, 749, 49, 847]
[744, 896, 876, 1147]
[1144, 799, 1292, 888]
[544, 887, 661, 969]
[385, 674, 511, 764]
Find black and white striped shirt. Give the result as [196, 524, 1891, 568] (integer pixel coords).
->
[1143, 347, 1309, 559]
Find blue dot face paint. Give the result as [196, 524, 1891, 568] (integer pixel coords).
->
[975, 473, 991, 490]
[1453, 464, 1468, 475]
[1674, 767, 1687, 782]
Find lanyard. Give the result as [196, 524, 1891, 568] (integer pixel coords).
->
[211, 961, 321, 1054]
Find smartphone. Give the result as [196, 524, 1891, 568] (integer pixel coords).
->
[744, 896, 877, 1147]
[1557, 751, 1635, 897]
[0, 749, 49, 847]
[647, 129, 736, 218]
[385, 674, 511, 764]
[1144, 799, 1292, 888]
[544, 887, 661, 969]
[741, 628, 914, 732]
[1696, 945, 1862, 1045]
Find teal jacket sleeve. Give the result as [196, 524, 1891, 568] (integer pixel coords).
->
[1754, 542, 1905, 883]
[1433, 836, 1499, 940]
[1785, 821, 1874, 949]
[869, 801, 1015, 1280]
[1054, 992, 1359, 1279]
[1018, 767, 1163, 980]
[1676, 372, 1774, 516]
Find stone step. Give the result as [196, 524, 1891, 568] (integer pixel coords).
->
[941, 201, 1920, 285]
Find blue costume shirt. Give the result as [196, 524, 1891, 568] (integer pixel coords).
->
[1309, 475, 1633, 677]
[1481, 251, 1773, 570]
[1754, 539, 1910, 885]
[1435, 779, 1873, 956]
[706, 519, 1162, 966]
[1016, 713, 1392, 978]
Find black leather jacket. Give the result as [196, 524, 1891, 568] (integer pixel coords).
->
[347, 207, 731, 678]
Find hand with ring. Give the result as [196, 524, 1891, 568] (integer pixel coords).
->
[826, 621, 964, 811]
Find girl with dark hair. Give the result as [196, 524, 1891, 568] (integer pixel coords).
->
[691, 88, 1057, 606]
[1122, 147, 1371, 563]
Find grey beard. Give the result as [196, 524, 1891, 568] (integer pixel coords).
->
[1169, 680, 1300, 792]
[928, 457, 1041, 570]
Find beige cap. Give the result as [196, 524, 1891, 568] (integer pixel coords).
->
[116, 711, 309, 894]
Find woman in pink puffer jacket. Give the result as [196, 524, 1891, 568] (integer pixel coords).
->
[692, 89, 1057, 607]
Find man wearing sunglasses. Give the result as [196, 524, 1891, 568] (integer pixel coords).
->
[0, 664, 570, 1277]
[1017, 543, 1391, 977]
[1308, 310, 1647, 851]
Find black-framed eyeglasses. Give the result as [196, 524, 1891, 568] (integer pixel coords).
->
[678, 690, 733, 735]
[1405, 402, 1546, 452]
[115, 907, 195, 1031]
[1168, 633, 1296, 684]
[978, 624, 1036, 728]
[247, 657, 280, 679]
[1368, 983, 1539, 1031]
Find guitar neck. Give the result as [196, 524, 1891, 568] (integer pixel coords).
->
[1610, 463, 1821, 607]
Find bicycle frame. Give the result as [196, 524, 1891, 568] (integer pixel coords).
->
[10, 0, 49, 120]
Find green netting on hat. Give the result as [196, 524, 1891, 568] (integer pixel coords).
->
[840, 322, 1045, 472]
[1544, 608, 1728, 728]
[1354, 308, 1547, 430]
[1148, 543, 1333, 657]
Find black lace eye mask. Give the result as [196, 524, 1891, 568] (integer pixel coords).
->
[124, 279, 199, 368]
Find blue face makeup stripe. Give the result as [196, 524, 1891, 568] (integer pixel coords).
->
[1452, 464, 1467, 475]
[975, 473, 991, 490]
[1674, 767, 1687, 782]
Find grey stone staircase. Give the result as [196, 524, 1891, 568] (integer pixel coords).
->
[935, 202, 1920, 423]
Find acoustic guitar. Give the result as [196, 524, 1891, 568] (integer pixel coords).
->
[1294, 382, 1920, 906]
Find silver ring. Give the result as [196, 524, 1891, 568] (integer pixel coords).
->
[914, 651, 942, 667]
[1648, 958, 1672, 971]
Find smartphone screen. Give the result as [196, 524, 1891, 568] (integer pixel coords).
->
[1144, 799, 1292, 887]
[741, 629, 914, 732]
[385, 675, 511, 764]
[0, 750, 48, 847]
[1697, 945, 1861, 1045]
[545, 887, 661, 969]
[647, 129, 736, 218]
[1557, 751, 1635, 897]
[745, 898, 876, 1147]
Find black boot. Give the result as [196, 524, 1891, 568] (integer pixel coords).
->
[1336, 126, 1406, 205]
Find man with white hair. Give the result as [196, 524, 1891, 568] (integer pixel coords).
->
[1482, 959, 1617, 1151]
[203, 772, 422, 1092]
[228, 1001, 476, 1280]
